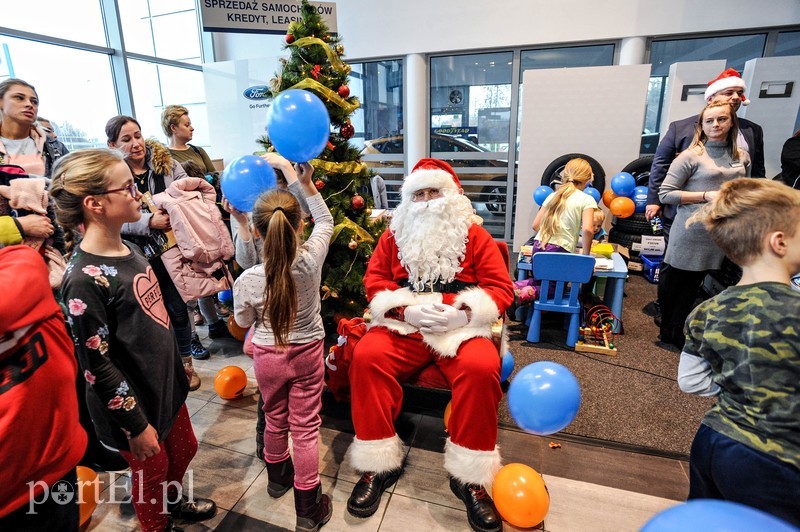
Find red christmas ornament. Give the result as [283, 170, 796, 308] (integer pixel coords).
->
[337, 85, 350, 98]
[310, 65, 321, 80]
[340, 123, 355, 139]
[315, 179, 326, 190]
[351, 194, 365, 210]
[286, 33, 295, 44]
[326, 141, 335, 151]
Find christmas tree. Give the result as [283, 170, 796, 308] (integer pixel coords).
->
[257, 0, 386, 327]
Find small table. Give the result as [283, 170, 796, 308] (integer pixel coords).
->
[517, 252, 628, 332]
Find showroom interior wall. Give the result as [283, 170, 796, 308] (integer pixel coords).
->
[210, 0, 799, 241]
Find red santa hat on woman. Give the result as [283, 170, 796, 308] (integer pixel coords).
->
[401, 158, 463, 202]
[705, 68, 750, 105]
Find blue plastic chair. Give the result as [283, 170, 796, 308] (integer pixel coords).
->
[526, 253, 595, 347]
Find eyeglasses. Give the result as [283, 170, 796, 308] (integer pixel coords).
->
[96, 182, 139, 198]
[412, 188, 443, 202]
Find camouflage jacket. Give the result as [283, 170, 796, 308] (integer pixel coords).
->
[685, 282, 800, 469]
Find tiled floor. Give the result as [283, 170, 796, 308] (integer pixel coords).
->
[86, 334, 686, 532]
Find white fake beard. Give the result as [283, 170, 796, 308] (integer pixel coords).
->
[390, 192, 474, 291]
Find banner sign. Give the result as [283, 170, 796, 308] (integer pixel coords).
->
[200, 1, 337, 35]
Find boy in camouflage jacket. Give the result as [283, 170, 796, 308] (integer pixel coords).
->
[677, 178, 800, 527]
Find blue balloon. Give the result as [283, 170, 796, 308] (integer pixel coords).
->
[610, 172, 636, 197]
[642, 500, 797, 532]
[218, 289, 233, 305]
[500, 351, 515, 382]
[508, 361, 581, 435]
[584, 186, 602, 203]
[221, 155, 277, 212]
[266, 89, 331, 162]
[632, 185, 648, 213]
[533, 185, 554, 207]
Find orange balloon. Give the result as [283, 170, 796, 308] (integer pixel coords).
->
[75, 466, 99, 527]
[609, 196, 636, 218]
[443, 401, 452, 432]
[227, 315, 248, 342]
[492, 463, 550, 528]
[214, 366, 248, 399]
[602, 189, 618, 208]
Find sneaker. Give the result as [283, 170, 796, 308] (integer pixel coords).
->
[208, 319, 234, 340]
[193, 309, 205, 326]
[215, 301, 231, 318]
[191, 335, 210, 360]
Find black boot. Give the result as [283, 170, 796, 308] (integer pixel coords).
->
[449, 477, 502, 532]
[208, 319, 233, 339]
[346, 469, 401, 518]
[164, 517, 184, 531]
[294, 484, 332, 532]
[265, 456, 294, 498]
[168, 494, 217, 522]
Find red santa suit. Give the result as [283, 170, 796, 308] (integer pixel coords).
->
[347, 159, 514, 489]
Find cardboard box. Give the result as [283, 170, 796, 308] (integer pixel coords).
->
[628, 260, 644, 272]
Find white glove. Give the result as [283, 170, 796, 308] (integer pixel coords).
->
[419, 303, 469, 334]
[403, 304, 430, 328]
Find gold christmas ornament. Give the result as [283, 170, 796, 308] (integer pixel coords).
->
[335, 44, 344, 55]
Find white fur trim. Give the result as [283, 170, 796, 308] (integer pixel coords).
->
[705, 77, 747, 102]
[444, 439, 501, 489]
[401, 169, 460, 201]
[368, 288, 443, 335]
[421, 287, 501, 358]
[347, 435, 405, 474]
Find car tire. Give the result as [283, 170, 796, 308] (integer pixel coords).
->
[542, 153, 606, 193]
[481, 177, 507, 215]
[621, 155, 654, 187]
[612, 212, 652, 235]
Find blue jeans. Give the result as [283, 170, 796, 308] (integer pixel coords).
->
[151, 258, 192, 357]
[689, 423, 800, 527]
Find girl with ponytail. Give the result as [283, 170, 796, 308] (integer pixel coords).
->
[233, 162, 334, 532]
[514, 157, 598, 303]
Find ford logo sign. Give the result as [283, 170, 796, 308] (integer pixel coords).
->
[243, 86, 270, 100]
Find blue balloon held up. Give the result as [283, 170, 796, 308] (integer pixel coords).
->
[500, 351, 515, 382]
[610, 172, 636, 197]
[584, 186, 602, 203]
[266, 89, 331, 162]
[641, 499, 798, 532]
[632, 185, 648, 213]
[221, 155, 277, 212]
[508, 361, 581, 435]
[533, 185, 554, 207]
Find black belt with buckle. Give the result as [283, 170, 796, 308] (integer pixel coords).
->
[400, 279, 476, 293]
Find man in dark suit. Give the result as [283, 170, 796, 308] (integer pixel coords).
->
[646, 68, 765, 232]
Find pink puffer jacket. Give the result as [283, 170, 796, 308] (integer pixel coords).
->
[153, 177, 235, 301]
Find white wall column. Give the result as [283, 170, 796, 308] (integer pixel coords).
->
[405, 53, 428, 169]
[618, 36, 647, 65]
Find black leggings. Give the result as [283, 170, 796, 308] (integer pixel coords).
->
[657, 263, 709, 334]
[151, 258, 192, 357]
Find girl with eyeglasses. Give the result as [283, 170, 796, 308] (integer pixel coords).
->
[51, 148, 216, 532]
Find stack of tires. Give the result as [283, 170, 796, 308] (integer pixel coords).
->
[607, 155, 654, 268]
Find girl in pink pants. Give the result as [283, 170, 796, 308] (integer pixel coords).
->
[233, 161, 333, 532]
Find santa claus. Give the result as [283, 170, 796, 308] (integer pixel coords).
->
[346, 158, 514, 532]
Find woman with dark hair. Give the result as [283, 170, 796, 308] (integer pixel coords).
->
[105, 115, 196, 371]
[657, 100, 751, 348]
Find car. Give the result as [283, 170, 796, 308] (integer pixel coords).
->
[361, 133, 511, 214]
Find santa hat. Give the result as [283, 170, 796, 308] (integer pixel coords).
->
[705, 68, 750, 106]
[401, 158, 462, 201]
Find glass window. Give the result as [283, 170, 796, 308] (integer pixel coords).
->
[0, 0, 106, 46]
[775, 31, 800, 57]
[119, 0, 202, 64]
[350, 59, 404, 208]
[650, 34, 767, 76]
[520, 44, 615, 71]
[127, 59, 207, 146]
[431, 52, 513, 238]
[0, 35, 117, 150]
